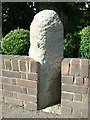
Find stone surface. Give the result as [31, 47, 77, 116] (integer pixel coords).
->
[29, 9, 63, 64]
[29, 10, 63, 109]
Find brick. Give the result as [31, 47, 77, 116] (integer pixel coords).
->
[2, 59, 5, 70]
[13, 92, 17, 98]
[62, 92, 73, 100]
[24, 56, 32, 60]
[13, 85, 23, 93]
[80, 59, 89, 77]
[73, 93, 82, 101]
[25, 60, 31, 72]
[20, 72, 26, 79]
[69, 58, 80, 76]
[13, 89, 27, 98]
[81, 109, 88, 118]
[84, 78, 90, 86]
[2, 84, 24, 93]
[82, 94, 88, 102]
[2, 77, 12, 85]
[2, 55, 18, 59]
[27, 73, 38, 80]
[30, 60, 38, 73]
[80, 65, 89, 78]
[23, 102, 37, 110]
[89, 60, 90, 78]
[4, 97, 23, 106]
[88, 95, 90, 103]
[21, 87, 27, 94]
[2, 77, 16, 85]
[3, 84, 13, 91]
[16, 79, 37, 88]
[27, 88, 37, 95]
[2, 90, 13, 97]
[0, 77, 2, 83]
[0, 70, 2, 76]
[2, 70, 21, 78]
[80, 59, 88, 65]
[61, 59, 71, 75]
[88, 88, 90, 94]
[0, 84, 2, 89]
[62, 75, 73, 84]
[61, 99, 88, 109]
[61, 106, 72, 115]
[4, 59, 11, 70]
[62, 84, 88, 94]
[11, 78, 16, 85]
[18, 59, 26, 72]
[11, 58, 19, 71]
[74, 77, 83, 85]
[88, 103, 90, 118]
[0, 96, 3, 102]
[2, 55, 7, 59]
[0, 62, 2, 71]
[89, 60, 90, 65]
[0, 71, 2, 76]
[17, 93, 37, 103]
[0, 90, 2, 96]
[71, 58, 80, 64]
[73, 108, 81, 117]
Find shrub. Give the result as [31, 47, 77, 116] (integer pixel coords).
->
[1, 28, 30, 55]
[79, 26, 90, 59]
[64, 32, 80, 58]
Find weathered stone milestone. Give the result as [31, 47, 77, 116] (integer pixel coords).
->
[29, 10, 63, 109]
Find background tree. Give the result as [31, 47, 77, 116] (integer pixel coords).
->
[2, 2, 35, 37]
[36, 2, 90, 33]
[2, 2, 90, 36]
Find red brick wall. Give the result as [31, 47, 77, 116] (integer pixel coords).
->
[1, 55, 39, 110]
[61, 58, 90, 118]
[0, 55, 90, 116]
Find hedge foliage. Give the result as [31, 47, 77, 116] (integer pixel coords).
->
[1, 28, 30, 55]
[64, 26, 90, 59]
[1, 26, 89, 58]
[64, 32, 80, 58]
[79, 26, 90, 59]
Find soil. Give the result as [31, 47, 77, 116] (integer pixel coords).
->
[0, 102, 71, 119]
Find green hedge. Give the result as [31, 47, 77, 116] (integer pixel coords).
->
[1, 28, 30, 55]
[79, 26, 90, 59]
[64, 32, 80, 58]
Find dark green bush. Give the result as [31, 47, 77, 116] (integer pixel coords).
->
[64, 32, 80, 58]
[1, 28, 30, 55]
[79, 26, 90, 59]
